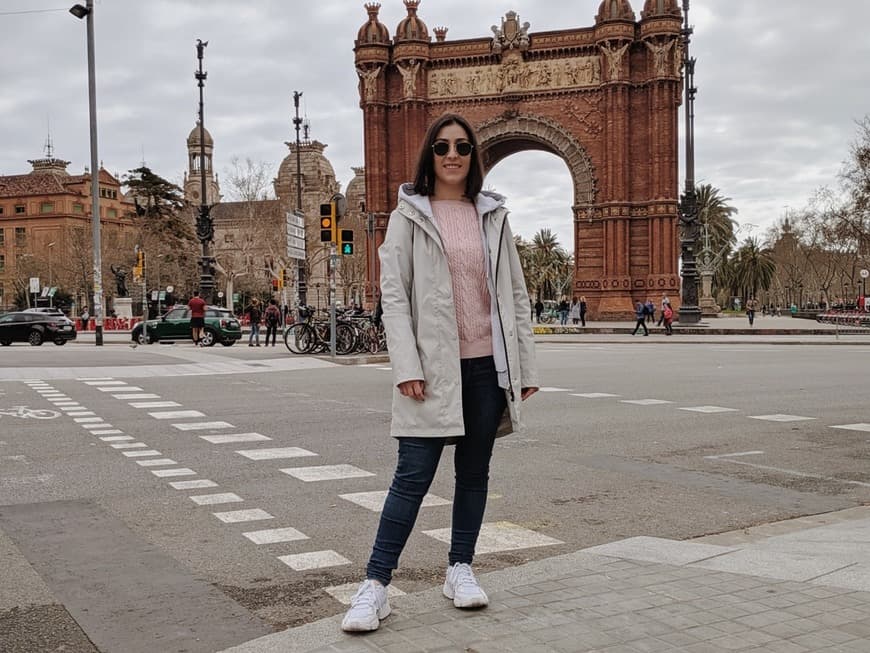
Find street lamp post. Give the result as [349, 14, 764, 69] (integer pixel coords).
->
[293, 91, 307, 308]
[677, 0, 701, 325]
[194, 39, 215, 304]
[69, 0, 104, 345]
[47, 242, 55, 307]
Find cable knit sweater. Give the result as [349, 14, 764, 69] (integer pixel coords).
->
[431, 200, 493, 359]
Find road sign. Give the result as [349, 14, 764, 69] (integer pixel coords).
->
[151, 290, 159, 301]
[166, 285, 174, 293]
[860, 269, 869, 279]
[286, 211, 306, 260]
[217, 291, 224, 299]
[29, 277, 40, 294]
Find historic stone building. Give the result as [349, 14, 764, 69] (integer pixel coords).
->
[184, 121, 367, 310]
[0, 152, 136, 312]
[354, 0, 684, 318]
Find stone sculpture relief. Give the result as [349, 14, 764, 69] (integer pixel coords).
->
[645, 39, 674, 76]
[397, 60, 421, 98]
[601, 41, 631, 80]
[356, 65, 382, 102]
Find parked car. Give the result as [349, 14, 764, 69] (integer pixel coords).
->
[0, 311, 78, 346]
[130, 305, 241, 346]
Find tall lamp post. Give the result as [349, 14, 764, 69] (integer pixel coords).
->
[677, 0, 701, 325]
[194, 39, 215, 304]
[293, 91, 307, 307]
[69, 0, 104, 344]
[47, 242, 55, 308]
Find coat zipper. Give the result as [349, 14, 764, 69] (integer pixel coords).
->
[492, 215, 515, 402]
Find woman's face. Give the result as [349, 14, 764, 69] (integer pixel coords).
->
[432, 122, 472, 194]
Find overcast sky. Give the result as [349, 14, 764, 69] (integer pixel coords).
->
[2, 0, 869, 250]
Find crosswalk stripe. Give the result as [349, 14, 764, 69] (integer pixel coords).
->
[213, 508, 273, 523]
[136, 459, 178, 467]
[236, 447, 316, 460]
[423, 521, 563, 554]
[200, 433, 271, 444]
[242, 527, 309, 545]
[172, 421, 234, 431]
[151, 468, 197, 478]
[339, 490, 450, 513]
[280, 465, 375, 482]
[169, 479, 218, 490]
[148, 410, 206, 420]
[189, 493, 243, 505]
[277, 550, 350, 571]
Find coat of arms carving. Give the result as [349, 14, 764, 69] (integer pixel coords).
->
[491, 11, 530, 54]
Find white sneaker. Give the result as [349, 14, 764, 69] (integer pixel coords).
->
[443, 563, 488, 608]
[341, 579, 391, 632]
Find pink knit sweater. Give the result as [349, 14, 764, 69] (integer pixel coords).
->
[431, 200, 493, 359]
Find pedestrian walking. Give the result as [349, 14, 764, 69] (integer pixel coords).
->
[264, 298, 281, 346]
[645, 298, 655, 324]
[746, 297, 757, 326]
[657, 293, 670, 327]
[341, 113, 540, 633]
[631, 300, 649, 336]
[579, 295, 587, 327]
[534, 298, 544, 323]
[662, 302, 674, 335]
[558, 297, 569, 325]
[79, 307, 89, 331]
[187, 291, 207, 345]
[570, 296, 581, 325]
[245, 298, 262, 346]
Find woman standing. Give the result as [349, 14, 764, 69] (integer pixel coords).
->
[341, 114, 540, 632]
[570, 296, 581, 325]
[579, 295, 588, 327]
[245, 298, 262, 347]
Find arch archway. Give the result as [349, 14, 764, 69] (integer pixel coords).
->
[355, 2, 684, 317]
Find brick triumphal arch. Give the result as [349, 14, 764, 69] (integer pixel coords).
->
[355, 0, 684, 318]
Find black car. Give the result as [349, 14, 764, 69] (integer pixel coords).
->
[0, 311, 78, 346]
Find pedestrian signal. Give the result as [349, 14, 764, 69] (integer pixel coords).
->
[339, 229, 354, 255]
[320, 202, 336, 242]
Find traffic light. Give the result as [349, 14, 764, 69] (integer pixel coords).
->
[271, 278, 279, 291]
[277, 268, 285, 290]
[339, 229, 354, 255]
[133, 250, 145, 280]
[282, 268, 289, 286]
[320, 202, 336, 243]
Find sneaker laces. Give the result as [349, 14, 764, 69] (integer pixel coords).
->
[451, 563, 480, 593]
[350, 580, 381, 610]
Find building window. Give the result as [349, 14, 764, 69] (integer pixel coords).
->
[73, 203, 84, 214]
[15, 205, 25, 214]
[15, 227, 26, 247]
[0, 228, 4, 247]
[107, 208, 117, 218]
[0, 206, 4, 215]
[0, 254, 4, 272]
[224, 233, 235, 244]
[40, 201, 55, 214]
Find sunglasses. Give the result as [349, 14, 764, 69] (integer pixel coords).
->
[432, 141, 473, 157]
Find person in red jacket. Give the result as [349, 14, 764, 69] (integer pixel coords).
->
[188, 291, 207, 346]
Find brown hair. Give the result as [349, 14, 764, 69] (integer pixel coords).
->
[412, 113, 485, 198]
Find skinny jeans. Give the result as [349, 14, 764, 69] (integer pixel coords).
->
[366, 356, 507, 586]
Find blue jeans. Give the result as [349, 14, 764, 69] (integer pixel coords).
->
[559, 310, 568, 325]
[366, 356, 507, 586]
[248, 323, 260, 345]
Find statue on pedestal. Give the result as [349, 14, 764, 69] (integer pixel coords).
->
[110, 265, 129, 298]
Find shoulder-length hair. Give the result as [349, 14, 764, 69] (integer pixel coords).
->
[412, 113, 485, 199]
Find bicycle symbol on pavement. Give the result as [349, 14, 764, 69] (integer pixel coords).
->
[0, 406, 61, 419]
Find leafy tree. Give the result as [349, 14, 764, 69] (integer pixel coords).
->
[730, 237, 776, 300]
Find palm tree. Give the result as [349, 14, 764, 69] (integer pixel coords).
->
[696, 184, 739, 257]
[531, 228, 571, 301]
[731, 237, 777, 300]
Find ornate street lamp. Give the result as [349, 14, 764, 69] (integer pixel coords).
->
[194, 39, 215, 303]
[293, 90, 307, 307]
[678, 0, 702, 324]
[69, 0, 105, 344]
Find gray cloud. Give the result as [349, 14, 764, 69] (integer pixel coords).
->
[2, 0, 868, 251]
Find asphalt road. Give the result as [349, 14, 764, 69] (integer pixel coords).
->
[1, 339, 869, 651]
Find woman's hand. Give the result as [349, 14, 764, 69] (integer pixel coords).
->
[398, 379, 426, 402]
[521, 387, 539, 401]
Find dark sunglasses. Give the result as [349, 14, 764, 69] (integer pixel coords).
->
[432, 141, 473, 157]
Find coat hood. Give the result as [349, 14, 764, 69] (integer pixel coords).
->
[397, 183, 506, 220]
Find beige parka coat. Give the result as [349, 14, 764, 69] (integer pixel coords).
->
[379, 184, 540, 439]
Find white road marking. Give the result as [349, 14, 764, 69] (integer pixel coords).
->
[151, 468, 197, 478]
[84, 380, 126, 386]
[58, 405, 85, 410]
[78, 377, 114, 381]
[748, 414, 815, 422]
[704, 451, 764, 460]
[571, 392, 621, 399]
[169, 479, 218, 490]
[136, 458, 178, 467]
[831, 423, 870, 433]
[423, 521, 563, 554]
[91, 429, 124, 435]
[200, 433, 272, 444]
[114, 394, 161, 399]
[242, 527, 309, 545]
[66, 411, 95, 416]
[122, 450, 161, 457]
[281, 465, 375, 482]
[708, 457, 870, 488]
[111, 443, 148, 449]
[82, 423, 113, 430]
[277, 550, 350, 571]
[148, 410, 205, 420]
[538, 387, 574, 393]
[99, 435, 134, 442]
[620, 399, 674, 406]
[376, 367, 392, 371]
[324, 582, 405, 605]
[73, 417, 102, 423]
[680, 406, 739, 414]
[49, 401, 78, 406]
[236, 447, 316, 460]
[129, 401, 182, 408]
[172, 421, 234, 431]
[213, 508, 273, 523]
[339, 490, 450, 512]
[99, 386, 144, 392]
[189, 493, 243, 505]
